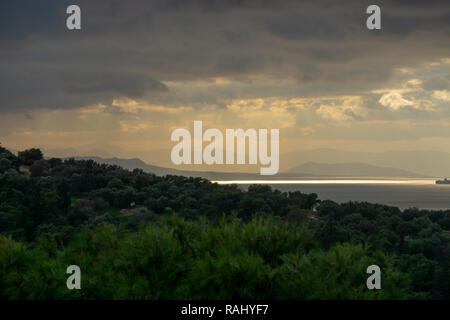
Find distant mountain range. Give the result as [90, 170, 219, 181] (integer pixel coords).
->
[36, 145, 449, 177]
[288, 162, 427, 178]
[70, 156, 273, 180]
[69, 156, 430, 180]
[282, 149, 446, 177]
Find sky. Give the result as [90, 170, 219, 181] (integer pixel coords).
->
[0, 0, 449, 172]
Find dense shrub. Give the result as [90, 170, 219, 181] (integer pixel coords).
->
[0, 218, 412, 300]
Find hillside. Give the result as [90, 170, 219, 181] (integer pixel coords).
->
[70, 156, 321, 180]
[0, 145, 449, 299]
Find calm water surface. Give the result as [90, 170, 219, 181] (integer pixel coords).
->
[214, 179, 450, 210]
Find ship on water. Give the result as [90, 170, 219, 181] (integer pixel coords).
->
[436, 178, 450, 184]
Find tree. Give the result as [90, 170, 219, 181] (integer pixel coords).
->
[0, 143, 17, 164]
[57, 180, 71, 211]
[30, 159, 50, 177]
[48, 158, 62, 168]
[107, 177, 124, 189]
[18, 148, 43, 166]
[0, 158, 12, 173]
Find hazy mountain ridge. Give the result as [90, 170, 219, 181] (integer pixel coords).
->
[70, 156, 326, 180]
[70, 156, 431, 180]
[70, 156, 181, 176]
[40, 145, 450, 177]
[283, 149, 448, 177]
[289, 162, 428, 178]
[69, 156, 265, 180]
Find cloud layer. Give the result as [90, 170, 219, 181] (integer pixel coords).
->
[1, 0, 449, 111]
[0, 0, 449, 168]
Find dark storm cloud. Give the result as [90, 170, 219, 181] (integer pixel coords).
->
[0, 0, 67, 40]
[0, 0, 449, 112]
[0, 64, 167, 110]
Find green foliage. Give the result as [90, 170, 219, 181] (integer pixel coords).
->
[272, 244, 410, 299]
[0, 145, 449, 300]
[18, 148, 43, 166]
[396, 253, 436, 295]
[0, 218, 412, 300]
[30, 159, 50, 177]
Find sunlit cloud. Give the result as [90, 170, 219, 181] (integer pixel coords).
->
[315, 97, 366, 122]
[433, 90, 450, 101]
[405, 79, 423, 89]
[119, 121, 150, 133]
[379, 92, 415, 110]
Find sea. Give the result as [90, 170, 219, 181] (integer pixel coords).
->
[213, 179, 450, 210]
